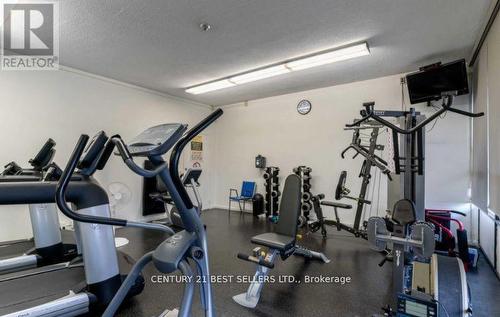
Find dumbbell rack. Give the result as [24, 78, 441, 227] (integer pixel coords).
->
[263, 167, 280, 220]
[293, 166, 312, 226]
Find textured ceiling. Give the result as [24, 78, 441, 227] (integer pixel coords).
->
[59, 0, 492, 105]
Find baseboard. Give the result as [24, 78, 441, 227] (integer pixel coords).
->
[479, 246, 500, 280]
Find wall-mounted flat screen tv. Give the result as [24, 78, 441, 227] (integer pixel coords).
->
[406, 59, 469, 104]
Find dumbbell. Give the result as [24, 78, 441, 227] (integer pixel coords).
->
[301, 202, 312, 213]
[302, 192, 312, 201]
[263, 173, 278, 180]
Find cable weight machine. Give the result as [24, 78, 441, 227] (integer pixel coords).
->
[310, 123, 391, 239]
[348, 93, 483, 317]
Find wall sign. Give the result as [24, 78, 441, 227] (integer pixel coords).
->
[297, 100, 312, 115]
[190, 135, 203, 166]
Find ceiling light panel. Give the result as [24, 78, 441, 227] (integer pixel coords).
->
[185, 42, 370, 94]
[184, 79, 236, 95]
[286, 43, 370, 70]
[229, 64, 290, 84]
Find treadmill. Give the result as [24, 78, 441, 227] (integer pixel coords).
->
[0, 139, 79, 275]
[0, 131, 144, 316]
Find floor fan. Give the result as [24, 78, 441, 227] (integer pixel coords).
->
[108, 182, 132, 248]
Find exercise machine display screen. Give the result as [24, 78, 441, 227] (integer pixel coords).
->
[182, 168, 202, 186]
[29, 138, 56, 169]
[128, 123, 186, 157]
[397, 294, 437, 317]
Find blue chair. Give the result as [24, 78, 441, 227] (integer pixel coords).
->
[229, 181, 256, 213]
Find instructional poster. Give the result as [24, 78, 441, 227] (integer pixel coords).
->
[191, 135, 203, 167]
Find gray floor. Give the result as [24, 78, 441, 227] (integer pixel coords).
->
[116, 209, 500, 317]
[467, 253, 500, 316]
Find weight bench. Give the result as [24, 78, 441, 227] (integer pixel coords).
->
[309, 194, 353, 238]
[233, 174, 330, 308]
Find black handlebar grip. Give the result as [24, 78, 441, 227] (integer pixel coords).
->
[378, 257, 388, 267]
[95, 139, 116, 170]
[358, 198, 372, 205]
[450, 210, 467, 217]
[237, 253, 250, 261]
[237, 253, 274, 269]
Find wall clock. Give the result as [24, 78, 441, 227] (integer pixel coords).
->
[297, 99, 312, 115]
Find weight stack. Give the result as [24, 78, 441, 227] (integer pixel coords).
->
[294, 166, 313, 224]
[263, 167, 280, 218]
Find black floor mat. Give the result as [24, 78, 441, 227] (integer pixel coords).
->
[0, 266, 86, 314]
[114, 209, 500, 317]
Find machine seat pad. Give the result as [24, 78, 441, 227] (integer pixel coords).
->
[321, 201, 352, 209]
[251, 232, 295, 252]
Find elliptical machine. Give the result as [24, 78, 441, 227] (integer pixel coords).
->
[56, 110, 223, 317]
[0, 131, 146, 316]
[150, 168, 203, 229]
[0, 138, 79, 275]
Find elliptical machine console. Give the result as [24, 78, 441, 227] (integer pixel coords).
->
[127, 123, 187, 156]
[2, 138, 56, 176]
[28, 138, 56, 172]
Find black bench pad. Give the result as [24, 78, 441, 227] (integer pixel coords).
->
[251, 233, 295, 252]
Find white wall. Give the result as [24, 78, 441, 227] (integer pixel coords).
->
[0, 67, 475, 244]
[470, 6, 500, 269]
[479, 208, 496, 265]
[0, 68, 213, 241]
[213, 74, 473, 230]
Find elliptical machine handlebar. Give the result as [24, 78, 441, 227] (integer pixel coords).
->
[109, 136, 169, 178]
[169, 108, 223, 210]
[346, 94, 484, 133]
[55, 134, 174, 234]
[55, 134, 128, 227]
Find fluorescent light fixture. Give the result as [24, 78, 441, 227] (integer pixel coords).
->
[185, 42, 370, 94]
[229, 64, 290, 84]
[185, 79, 236, 95]
[286, 43, 370, 70]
